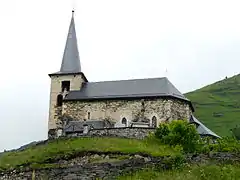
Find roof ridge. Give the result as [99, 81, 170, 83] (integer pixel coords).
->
[86, 77, 167, 84]
[164, 77, 172, 96]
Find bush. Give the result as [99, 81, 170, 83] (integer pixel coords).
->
[155, 120, 201, 153]
[210, 137, 240, 153]
[231, 126, 240, 140]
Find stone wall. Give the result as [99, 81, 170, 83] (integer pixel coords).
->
[66, 127, 156, 140]
[170, 99, 191, 121]
[48, 74, 86, 130]
[62, 98, 191, 127]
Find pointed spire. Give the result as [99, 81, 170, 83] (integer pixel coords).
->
[60, 10, 81, 73]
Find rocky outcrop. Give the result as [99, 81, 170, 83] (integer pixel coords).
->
[0, 153, 162, 180]
[1, 152, 240, 180]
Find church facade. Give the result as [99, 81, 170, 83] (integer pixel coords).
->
[48, 11, 194, 137]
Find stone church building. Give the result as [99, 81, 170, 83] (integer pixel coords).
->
[48, 11, 218, 138]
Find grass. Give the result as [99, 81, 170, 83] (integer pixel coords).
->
[118, 163, 240, 180]
[185, 74, 240, 137]
[0, 137, 180, 171]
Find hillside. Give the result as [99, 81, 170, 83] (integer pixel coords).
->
[185, 74, 240, 137]
[0, 137, 181, 179]
[1, 136, 240, 179]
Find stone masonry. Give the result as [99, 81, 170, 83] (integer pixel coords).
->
[62, 98, 191, 126]
[1, 152, 239, 180]
[48, 74, 86, 130]
[66, 127, 156, 140]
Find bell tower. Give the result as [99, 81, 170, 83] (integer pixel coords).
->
[48, 10, 87, 135]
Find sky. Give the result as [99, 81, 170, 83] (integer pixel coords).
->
[0, 0, 240, 151]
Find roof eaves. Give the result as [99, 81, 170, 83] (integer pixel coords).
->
[48, 72, 88, 82]
[190, 115, 221, 138]
[63, 93, 194, 111]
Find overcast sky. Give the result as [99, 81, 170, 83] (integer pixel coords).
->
[0, 0, 240, 151]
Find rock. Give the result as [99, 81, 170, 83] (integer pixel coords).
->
[144, 157, 151, 162]
[92, 154, 100, 159]
[105, 155, 110, 160]
[134, 154, 143, 159]
[2, 152, 239, 180]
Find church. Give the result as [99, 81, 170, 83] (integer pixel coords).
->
[47, 11, 219, 139]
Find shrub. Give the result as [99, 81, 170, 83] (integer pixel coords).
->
[155, 123, 170, 140]
[155, 120, 201, 153]
[211, 137, 240, 153]
[231, 126, 240, 140]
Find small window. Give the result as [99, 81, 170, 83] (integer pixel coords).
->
[122, 117, 127, 126]
[152, 116, 157, 128]
[87, 112, 90, 120]
[141, 100, 145, 112]
[56, 94, 63, 106]
[61, 81, 70, 92]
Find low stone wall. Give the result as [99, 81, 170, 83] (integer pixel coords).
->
[66, 127, 156, 139]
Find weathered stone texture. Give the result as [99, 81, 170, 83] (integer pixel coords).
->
[0, 154, 162, 180]
[1, 152, 239, 180]
[63, 98, 191, 126]
[48, 74, 85, 130]
[67, 127, 156, 140]
[169, 99, 191, 122]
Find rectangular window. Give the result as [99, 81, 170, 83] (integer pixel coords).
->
[61, 81, 70, 92]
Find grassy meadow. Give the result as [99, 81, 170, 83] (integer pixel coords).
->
[118, 163, 240, 180]
[0, 137, 180, 171]
[185, 74, 240, 137]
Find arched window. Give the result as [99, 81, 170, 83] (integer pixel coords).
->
[122, 117, 127, 126]
[152, 116, 157, 128]
[56, 94, 63, 106]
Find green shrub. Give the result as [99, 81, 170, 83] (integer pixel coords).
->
[155, 123, 170, 140]
[231, 126, 240, 140]
[211, 137, 240, 152]
[164, 154, 186, 170]
[155, 120, 240, 154]
[155, 120, 202, 153]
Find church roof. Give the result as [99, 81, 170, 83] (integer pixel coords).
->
[64, 120, 105, 133]
[64, 77, 194, 111]
[49, 11, 81, 76]
[190, 115, 221, 138]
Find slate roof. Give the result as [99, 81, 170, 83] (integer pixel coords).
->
[64, 77, 194, 111]
[64, 120, 105, 133]
[48, 11, 193, 111]
[49, 11, 81, 76]
[190, 115, 221, 138]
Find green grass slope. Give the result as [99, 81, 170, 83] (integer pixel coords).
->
[118, 164, 240, 180]
[185, 74, 240, 137]
[0, 137, 179, 171]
